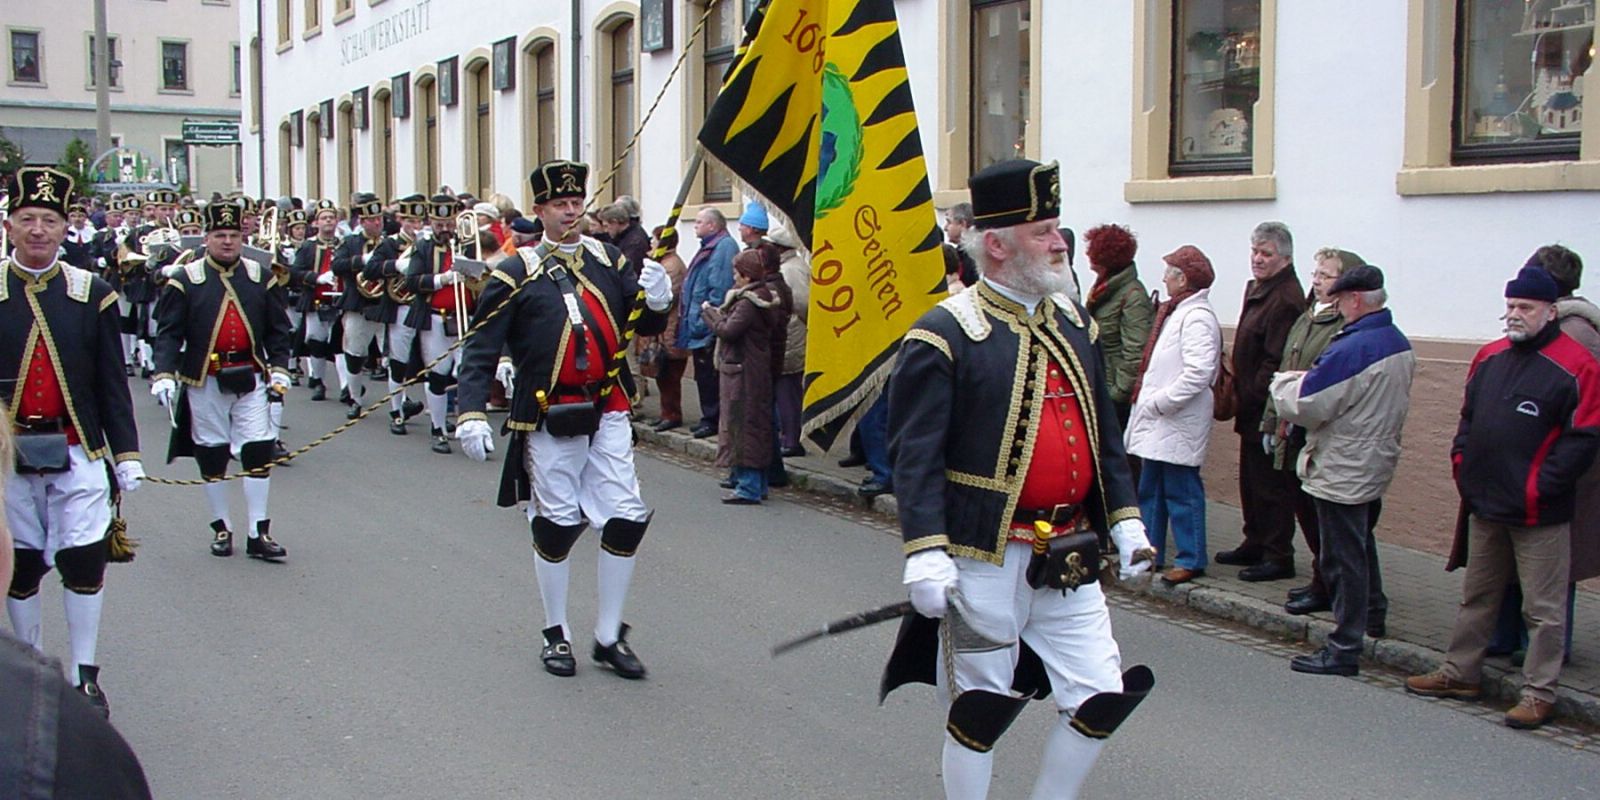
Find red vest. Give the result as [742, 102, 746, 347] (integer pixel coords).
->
[429, 250, 476, 314]
[211, 301, 253, 369]
[1009, 360, 1094, 541]
[554, 287, 629, 413]
[17, 336, 78, 444]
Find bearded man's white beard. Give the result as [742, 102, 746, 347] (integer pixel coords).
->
[1005, 254, 1075, 297]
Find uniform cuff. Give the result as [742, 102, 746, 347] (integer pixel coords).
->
[903, 534, 950, 556]
[113, 451, 141, 464]
[456, 411, 489, 425]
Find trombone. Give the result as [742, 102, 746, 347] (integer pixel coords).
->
[451, 210, 480, 345]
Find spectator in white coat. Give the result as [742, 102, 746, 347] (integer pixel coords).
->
[1125, 245, 1222, 586]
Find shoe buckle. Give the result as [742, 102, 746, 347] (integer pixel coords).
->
[214, 530, 230, 542]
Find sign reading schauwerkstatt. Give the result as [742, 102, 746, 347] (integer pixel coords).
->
[182, 120, 240, 145]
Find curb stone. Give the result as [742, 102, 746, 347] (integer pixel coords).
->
[634, 421, 1600, 730]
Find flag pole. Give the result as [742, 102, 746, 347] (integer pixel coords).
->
[650, 150, 704, 261]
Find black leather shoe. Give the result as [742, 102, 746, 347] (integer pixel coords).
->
[346, 403, 363, 420]
[431, 428, 452, 454]
[722, 494, 761, 505]
[780, 445, 807, 458]
[339, 387, 352, 406]
[838, 453, 867, 468]
[1284, 594, 1332, 615]
[209, 520, 233, 557]
[1239, 561, 1295, 582]
[1214, 547, 1264, 566]
[541, 625, 577, 676]
[309, 380, 327, 401]
[718, 476, 735, 489]
[768, 472, 790, 489]
[246, 521, 286, 561]
[858, 480, 893, 498]
[77, 665, 109, 718]
[390, 414, 408, 435]
[402, 398, 424, 420]
[691, 425, 716, 439]
[592, 624, 647, 679]
[1290, 648, 1358, 676]
[1366, 619, 1387, 639]
[653, 419, 682, 432]
[1287, 583, 1316, 601]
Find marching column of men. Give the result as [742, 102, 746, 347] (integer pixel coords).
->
[2, 167, 143, 716]
[292, 201, 345, 402]
[362, 194, 427, 435]
[402, 194, 483, 453]
[331, 193, 394, 420]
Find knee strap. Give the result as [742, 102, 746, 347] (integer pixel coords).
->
[119, 315, 138, 335]
[426, 371, 454, 395]
[1068, 665, 1155, 740]
[240, 440, 277, 473]
[344, 352, 366, 373]
[600, 513, 652, 558]
[946, 690, 1031, 753]
[8, 549, 49, 599]
[389, 360, 409, 383]
[55, 540, 109, 595]
[303, 338, 323, 359]
[530, 516, 586, 563]
[195, 444, 231, 479]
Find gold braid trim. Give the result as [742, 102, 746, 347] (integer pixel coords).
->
[902, 534, 950, 555]
[456, 411, 489, 424]
[903, 329, 952, 362]
[99, 291, 120, 312]
[114, 451, 142, 464]
[1107, 506, 1141, 526]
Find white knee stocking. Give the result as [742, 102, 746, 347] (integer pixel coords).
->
[6, 594, 42, 649]
[942, 733, 995, 800]
[426, 389, 449, 432]
[533, 555, 570, 635]
[204, 481, 231, 526]
[595, 552, 636, 647]
[63, 590, 104, 681]
[243, 476, 271, 531]
[1028, 715, 1105, 800]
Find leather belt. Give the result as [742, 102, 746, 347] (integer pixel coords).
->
[1011, 503, 1083, 528]
[550, 382, 605, 404]
[15, 416, 68, 434]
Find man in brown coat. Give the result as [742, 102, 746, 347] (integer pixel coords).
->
[1219, 221, 1307, 581]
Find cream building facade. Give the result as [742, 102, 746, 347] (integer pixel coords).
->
[1, 0, 244, 195]
[244, 0, 1600, 342]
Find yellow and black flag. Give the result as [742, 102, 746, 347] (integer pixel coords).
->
[697, 0, 945, 451]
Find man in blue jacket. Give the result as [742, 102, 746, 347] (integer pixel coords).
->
[678, 207, 737, 438]
[1407, 266, 1600, 730]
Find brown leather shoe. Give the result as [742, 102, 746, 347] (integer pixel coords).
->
[1160, 567, 1204, 585]
[1504, 696, 1555, 729]
[1404, 670, 1481, 700]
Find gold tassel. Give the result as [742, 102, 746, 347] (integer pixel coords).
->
[107, 506, 139, 564]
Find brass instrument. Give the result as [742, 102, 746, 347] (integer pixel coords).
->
[355, 238, 388, 301]
[260, 206, 291, 285]
[387, 237, 417, 304]
[451, 211, 481, 344]
[128, 225, 182, 266]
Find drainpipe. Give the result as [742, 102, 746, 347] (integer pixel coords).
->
[255, 0, 267, 193]
[571, 0, 582, 161]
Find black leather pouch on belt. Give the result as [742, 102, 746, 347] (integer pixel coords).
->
[15, 432, 70, 474]
[542, 401, 600, 438]
[1025, 531, 1101, 592]
[442, 315, 460, 337]
[215, 364, 258, 395]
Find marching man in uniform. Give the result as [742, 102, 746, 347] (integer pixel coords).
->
[456, 161, 673, 679]
[2, 167, 143, 715]
[881, 160, 1156, 799]
[331, 192, 395, 420]
[402, 194, 476, 453]
[363, 194, 428, 435]
[291, 200, 344, 401]
[151, 200, 294, 561]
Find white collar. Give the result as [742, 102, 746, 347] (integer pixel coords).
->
[981, 276, 1044, 314]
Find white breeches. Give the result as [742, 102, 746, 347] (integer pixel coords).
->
[526, 411, 648, 528]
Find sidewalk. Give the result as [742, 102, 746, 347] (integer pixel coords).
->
[627, 388, 1600, 728]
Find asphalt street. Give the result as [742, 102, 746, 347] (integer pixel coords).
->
[21, 390, 1598, 798]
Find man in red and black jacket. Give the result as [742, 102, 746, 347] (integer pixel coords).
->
[1407, 265, 1600, 730]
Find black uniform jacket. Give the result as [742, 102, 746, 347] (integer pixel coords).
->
[152, 253, 293, 387]
[456, 237, 665, 506]
[879, 280, 1141, 702]
[331, 232, 397, 315]
[289, 237, 343, 314]
[0, 259, 140, 464]
[400, 236, 478, 332]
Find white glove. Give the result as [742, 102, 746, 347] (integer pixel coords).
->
[903, 549, 958, 618]
[457, 418, 495, 462]
[1109, 519, 1156, 580]
[435, 272, 458, 288]
[151, 377, 176, 407]
[114, 460, 145, 494]
[160, 263, 184, 279]
[495, 360, 516, 397]
[639, 258, 672, 311]
[1262, 433, 1278, 455]
[315, 271, 337, 286]
[269, 371, 291, 395]
[361, 251, 373, 264]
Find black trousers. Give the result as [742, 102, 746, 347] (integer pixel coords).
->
[1315, 497, 1388, 662]
[1237, 432, 1299, 565]
[691, 346, 718, 428]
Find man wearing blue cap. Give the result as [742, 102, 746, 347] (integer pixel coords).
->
[736, 200, 768, 248]
[1408, 265, 1600, 730]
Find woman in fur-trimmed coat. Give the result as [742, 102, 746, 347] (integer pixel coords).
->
[701, 247, 791, 503]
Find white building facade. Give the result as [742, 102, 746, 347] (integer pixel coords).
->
[2, 0, 245, 194]
[245, 0, 1600, 342]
